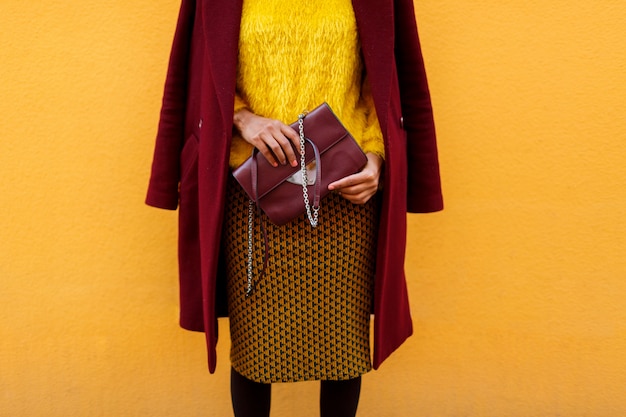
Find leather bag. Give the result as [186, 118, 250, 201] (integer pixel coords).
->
[232, 102, 368, 226]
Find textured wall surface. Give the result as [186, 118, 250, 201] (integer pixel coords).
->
[2, 1, 626, 416]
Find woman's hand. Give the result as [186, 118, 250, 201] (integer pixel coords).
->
[328, 152, 383, 204]
[233, 108, 300, 167]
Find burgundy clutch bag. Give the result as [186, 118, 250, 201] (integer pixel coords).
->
[232, 102, 367, 226]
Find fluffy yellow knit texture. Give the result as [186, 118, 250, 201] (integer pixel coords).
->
[229, 0, 384, 168]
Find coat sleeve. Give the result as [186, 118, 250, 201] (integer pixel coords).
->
[146, 0, 196, 210]
[394, 0, 444, 213]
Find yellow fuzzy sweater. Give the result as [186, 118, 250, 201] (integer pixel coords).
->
[229, 0, 384, 168]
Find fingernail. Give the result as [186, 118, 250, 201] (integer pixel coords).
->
[291, 160, 298, 167]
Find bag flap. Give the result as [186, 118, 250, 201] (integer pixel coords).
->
[233, 103, 364, 200]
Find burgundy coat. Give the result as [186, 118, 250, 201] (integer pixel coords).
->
[146, 0, 443, 373]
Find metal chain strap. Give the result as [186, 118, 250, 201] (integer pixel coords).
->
[298, 112, 319, 228]
[246, 199, 254, 296]
[246, 112, 318, 296]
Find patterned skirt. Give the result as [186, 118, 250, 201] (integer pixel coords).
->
[222, 176, 379, 383]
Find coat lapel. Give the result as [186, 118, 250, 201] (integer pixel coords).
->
[201, 0, 244, 127]
[352, 0, 394, 134]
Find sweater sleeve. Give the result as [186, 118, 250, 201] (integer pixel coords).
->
[229, 91, 255, 168]
[359, 73, 385, 159]
[234, 92, 249, 114]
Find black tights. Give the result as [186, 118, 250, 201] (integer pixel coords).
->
[230, 368, 362, 417]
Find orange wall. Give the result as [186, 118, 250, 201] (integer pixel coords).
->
[2, 1, 626, 416]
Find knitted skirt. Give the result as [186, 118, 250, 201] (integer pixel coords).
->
[222, 176, 379, 383]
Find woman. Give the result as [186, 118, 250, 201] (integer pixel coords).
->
[146, 0, 443, 416]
